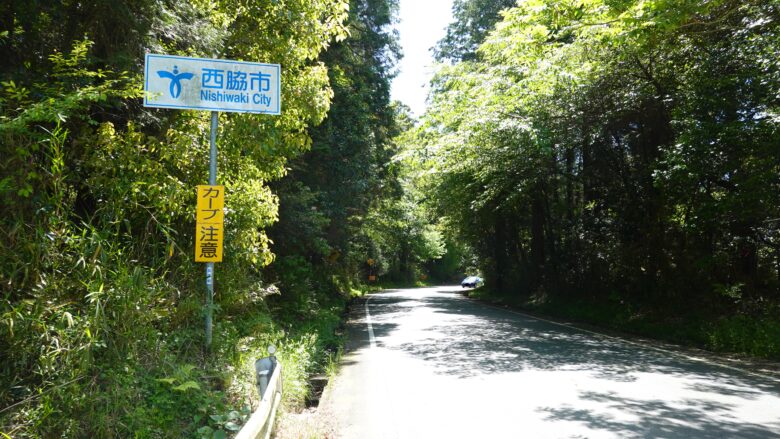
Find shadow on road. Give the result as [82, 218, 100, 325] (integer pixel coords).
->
[539, 390, 778, 439]
[350, 288, 780, 438]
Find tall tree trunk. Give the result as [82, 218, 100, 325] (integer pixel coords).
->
[531, 186, 545, 288]
[493, 215, 507, 294]
[565, 146, 575, 224]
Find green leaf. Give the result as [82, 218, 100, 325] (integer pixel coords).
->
[197, 426, 214, 439]
[172, 380, 201, 392]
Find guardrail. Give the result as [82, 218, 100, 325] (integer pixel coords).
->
[236, 354, 283, 439]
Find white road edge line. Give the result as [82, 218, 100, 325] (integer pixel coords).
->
[364, 294, 401, 438]
[477, 300, 780, 384]
[365, 296, 376, 349]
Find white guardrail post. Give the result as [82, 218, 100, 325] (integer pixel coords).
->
[236, 357, 283, 439]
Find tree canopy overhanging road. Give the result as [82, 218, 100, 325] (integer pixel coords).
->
[2, 1, 780, 437]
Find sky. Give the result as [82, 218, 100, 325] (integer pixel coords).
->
[390, 0, 454, 118]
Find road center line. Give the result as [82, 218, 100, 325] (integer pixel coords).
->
[478, 300, 780, 384]
[365, 296, 376, 349]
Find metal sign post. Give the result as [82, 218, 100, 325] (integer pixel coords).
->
[144, 54, 281, 349]
[206, 111, 218, 347]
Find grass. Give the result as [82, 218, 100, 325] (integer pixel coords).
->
[0, 271, 351, 439]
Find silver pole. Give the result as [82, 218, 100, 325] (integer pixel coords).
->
[210, 112, 218, 186]
[206, 111, 218, 348]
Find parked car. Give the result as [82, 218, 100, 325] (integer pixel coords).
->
[461, 276, 483, 288]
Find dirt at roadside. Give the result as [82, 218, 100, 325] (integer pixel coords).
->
[273, 299, 367, 438]
[273, 406, 337, 439]
[273, 369, 347, 439]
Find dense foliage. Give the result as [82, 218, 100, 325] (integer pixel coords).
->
[268, 0, 447, 292]
[433, 0, 516, 62]
[4, 0, 779, 436]
[413, 0, 780, 357]
[267, 0, 401, 299]
[0, 1, 391, 437]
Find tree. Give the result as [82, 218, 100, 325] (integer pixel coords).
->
[433, 0, 517, 62]
[0, 0, 350, 435]
[417, 0, 780, 314]
[267, 0, 402, 301]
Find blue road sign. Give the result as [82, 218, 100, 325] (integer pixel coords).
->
[144, 54, 281, 115]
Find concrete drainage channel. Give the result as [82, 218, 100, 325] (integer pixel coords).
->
[305, 375, 329, 408]
[236, 346, 283, 439]
[238, 307, 346, 437]
[304, 308, 347, 409]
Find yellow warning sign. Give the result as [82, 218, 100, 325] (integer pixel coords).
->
[195, 222, 223, 262]
[196, 185, 224, 223]
[195, 185, 224, 263]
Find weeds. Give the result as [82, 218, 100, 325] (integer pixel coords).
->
[0, 37, 352, 438]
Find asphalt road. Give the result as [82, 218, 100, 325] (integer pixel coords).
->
[320, 286, 780, 439]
